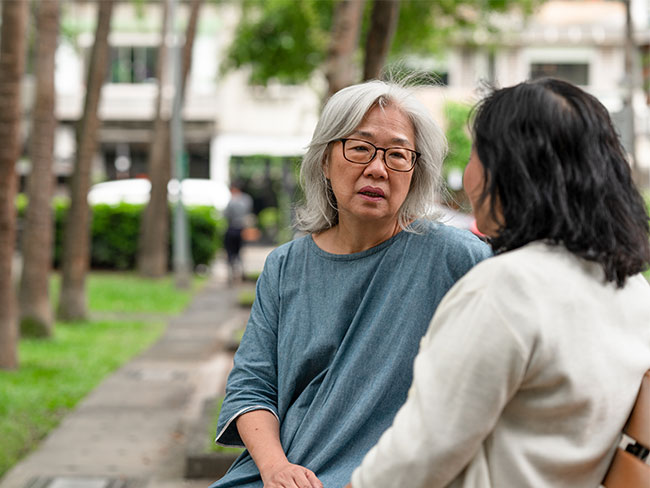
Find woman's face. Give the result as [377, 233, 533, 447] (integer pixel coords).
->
[464, 147, 501, 237]
[324, 104, 415, 227]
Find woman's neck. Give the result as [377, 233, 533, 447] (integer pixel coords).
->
[312, 217, 404, 254]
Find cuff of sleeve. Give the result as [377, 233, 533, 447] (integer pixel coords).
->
[215, 405, 279, 447]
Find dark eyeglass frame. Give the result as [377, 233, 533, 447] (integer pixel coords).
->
[335, 138, 420, 172]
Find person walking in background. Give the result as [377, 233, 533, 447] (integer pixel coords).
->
[349, 78, 650, 488]
[209, 79, 491, 488]
[224, 182, 253, 283]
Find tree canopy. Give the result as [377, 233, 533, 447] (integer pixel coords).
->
[223, 0, 539, 87]
[223, 0, 333, 85]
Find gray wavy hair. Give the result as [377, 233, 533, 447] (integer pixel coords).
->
[294, 79, 447, 234]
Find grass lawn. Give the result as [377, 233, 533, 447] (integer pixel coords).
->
[0, 273, 203, 478]
[46, 272, 199, 314]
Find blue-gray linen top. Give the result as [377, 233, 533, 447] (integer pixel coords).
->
[211, 221, 491, 488]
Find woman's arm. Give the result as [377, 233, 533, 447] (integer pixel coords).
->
[350, 284, 528, 488]
[237, 410, 323, 488]
[216, 258, 282, 447]
[218, 248, 321, 487]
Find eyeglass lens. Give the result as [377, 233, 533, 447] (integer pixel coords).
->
[342, 139, 415, 171]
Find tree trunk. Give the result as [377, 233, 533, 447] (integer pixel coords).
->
[363, 0, 401, 81]
[58, 0, 114, 321]
[19, 0, 60, 338]
[182, 0, 202, 88]
[0, 0, 28, 369]
[622, 0, 647, 187]
[324, 0, 366, 100]
[137, 1, 171, 278]
[138, 0, 202, 278]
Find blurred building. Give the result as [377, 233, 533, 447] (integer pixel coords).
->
[441, 0, 650, 181]
[36, 1, 319, 194]
[19, 0, 650, 190]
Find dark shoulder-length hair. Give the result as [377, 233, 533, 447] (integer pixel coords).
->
[471, 77, 650, 287]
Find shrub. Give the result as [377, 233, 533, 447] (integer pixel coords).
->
[187, 205, 227, 267]
[17, 197, 226, 271]
[258, 206, 280, 242]
[91, 203, 142, 269]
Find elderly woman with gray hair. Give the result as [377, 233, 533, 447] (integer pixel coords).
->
[210, 80, 491, 488]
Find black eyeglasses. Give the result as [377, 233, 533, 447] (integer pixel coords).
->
[335, 138, 419, 172]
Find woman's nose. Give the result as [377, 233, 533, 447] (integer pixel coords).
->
[363, 150, 388, 179]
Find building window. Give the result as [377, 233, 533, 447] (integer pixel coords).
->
[530, 62, 589, 86]
[109, 46, 157, 84]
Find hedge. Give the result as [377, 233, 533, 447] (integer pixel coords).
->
[18, 197, 227, 271]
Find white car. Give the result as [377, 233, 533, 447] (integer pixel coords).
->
[87, 178, 231, 211]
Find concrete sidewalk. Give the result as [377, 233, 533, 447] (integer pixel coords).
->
[0, 246, 274, 488]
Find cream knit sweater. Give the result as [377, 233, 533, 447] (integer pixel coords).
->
[352, 242, 650, 488]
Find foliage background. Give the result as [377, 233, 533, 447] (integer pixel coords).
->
[16, 197, 226, 270]
[442, 101, 472, 208]
[230, 155, 302, 244]
[223, 0, 538, 87]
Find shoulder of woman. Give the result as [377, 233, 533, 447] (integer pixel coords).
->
[260, 235, 311, 274]
[450, 243, 551, 297]
[415, 219, 482, 243]
[414, 220, 491, 258]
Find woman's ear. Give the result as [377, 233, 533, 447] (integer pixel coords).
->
[322, 148, 331, 179]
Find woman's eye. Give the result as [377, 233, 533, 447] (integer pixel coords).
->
[388, 150, 407, 160]
[351, 145, 370, 153]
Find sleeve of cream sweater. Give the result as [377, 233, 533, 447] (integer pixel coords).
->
[351, 279, 530, 488]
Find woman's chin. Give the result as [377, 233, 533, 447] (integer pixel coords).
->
[349, 211, 399, 226]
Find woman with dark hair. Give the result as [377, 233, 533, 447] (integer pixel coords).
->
[348, 78, 650, 488]
[210, 80, 490, 488]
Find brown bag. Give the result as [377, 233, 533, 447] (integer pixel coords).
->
[241, 227, 261, 242]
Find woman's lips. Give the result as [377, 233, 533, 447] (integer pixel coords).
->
[358, 186, 385, 201]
